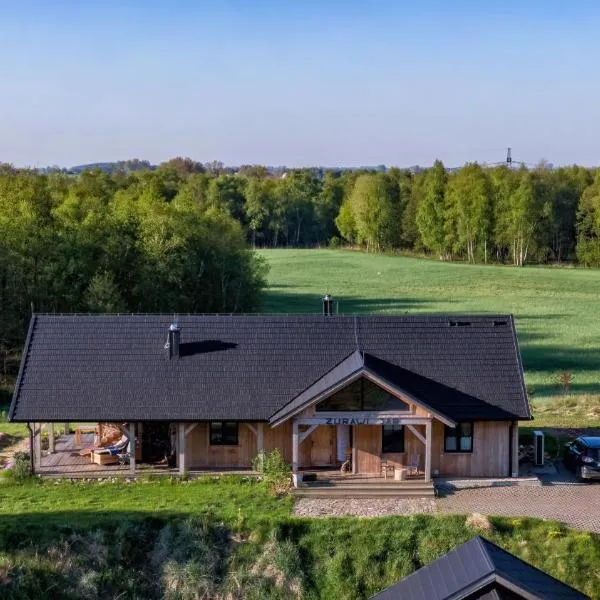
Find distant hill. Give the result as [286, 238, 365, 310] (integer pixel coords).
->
[68, 159, 155, 174]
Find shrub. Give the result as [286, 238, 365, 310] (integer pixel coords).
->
[252, 449, 292, 495]
[7, 452, 32, 480]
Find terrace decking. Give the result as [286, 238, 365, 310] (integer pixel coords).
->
[295, 469, 434, 498]
[37, 433, 257, 478]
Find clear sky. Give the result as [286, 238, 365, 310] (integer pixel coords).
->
[1, 0, 599, 168]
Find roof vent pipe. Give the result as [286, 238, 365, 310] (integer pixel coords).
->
[167, 322, 180, 359]
[322, 294, 335, 316]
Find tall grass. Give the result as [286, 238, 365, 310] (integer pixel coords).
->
[0, 479, 596, 599]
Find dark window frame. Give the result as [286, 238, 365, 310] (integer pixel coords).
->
[209, 421, 239, 446]
[444, 422, 474, 453]
[382, 424, 405, 453]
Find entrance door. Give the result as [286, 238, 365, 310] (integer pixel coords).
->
[310, 425, 336, 466]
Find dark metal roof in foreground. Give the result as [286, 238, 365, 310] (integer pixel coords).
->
[370, 536, 588, 600]
[9, 314, 530, 423]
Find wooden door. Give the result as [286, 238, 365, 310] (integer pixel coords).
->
[310, 425, 335, 466]
[355, 425, 382, 474]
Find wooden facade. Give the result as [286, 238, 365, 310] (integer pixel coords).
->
[172, 418, 514, 478]
[32, 379, 517, 480]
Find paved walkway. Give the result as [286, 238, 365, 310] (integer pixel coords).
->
[437, 466, 600, 533]
[293, 464, 600, 533]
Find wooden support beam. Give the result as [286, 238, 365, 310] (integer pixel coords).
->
[255, 423, 265, 470]
[511, 421, 519, 478]
[299, 424, 319, 445]
[47, 422, 55, 454]
[424, 420, 432, 482]
[34, 423, 42, 470]
[243, 423, 258, 437]
[406, 424, 426, 445]
[352, 426, 357, 475]
[64, 422, 70, 436]
[184, 423, 198, 437]
[178, 422, 186, 476]
[128, 422, 136, 475]
[292, 421, 299, 475]
[257, 423, 264, 452]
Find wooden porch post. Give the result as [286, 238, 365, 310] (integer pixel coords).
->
[425, 420, 432, 482]
[511, 421, 519, 478]
[47, 423, 55, 454]
[178, 422, 186, 476]
[64, 423, 70, 436]
[292, 420, 299, 474]
[34, 423, 42, 469]
[128, 422, 136, 475]
[257, 423, 264, 468]
[351, 425, 357, 475]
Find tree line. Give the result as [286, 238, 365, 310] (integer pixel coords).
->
[0, 160, 268, 393]
[2, 157, 600, 392]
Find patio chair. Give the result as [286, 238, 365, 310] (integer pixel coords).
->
[340, 448, 352, 474]
[91, 435, 130, 465]
[406, 453, 420, 477]
[381, 459, 395, 480]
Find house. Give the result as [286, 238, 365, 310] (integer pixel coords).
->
[370, 535, 588, 599]
[8, 310, 531, 483]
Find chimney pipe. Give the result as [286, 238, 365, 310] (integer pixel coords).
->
[322, 294, 335, 316]
[168, 322, 180, 359]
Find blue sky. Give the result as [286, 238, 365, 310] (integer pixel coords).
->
[1, 1, 599, 167]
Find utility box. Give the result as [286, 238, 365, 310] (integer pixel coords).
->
[533, 430, 545, 467]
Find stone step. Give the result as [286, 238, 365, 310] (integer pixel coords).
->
[294, 488, 435, 499]
[303, 478, 429, 487]
[295, 486, 436, 498]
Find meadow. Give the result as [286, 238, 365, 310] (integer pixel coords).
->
[1, 250, 600, 598]
[261, 249, 600, 400]
[0, 477, 597, 599]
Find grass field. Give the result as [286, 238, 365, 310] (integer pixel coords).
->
[0, 477, 597, 599]
[261, 249, 600, 400]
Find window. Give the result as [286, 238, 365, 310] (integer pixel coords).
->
[317, 378, 410, 412]
[209, 422, 238, 446]
[382, 424, 404, 453]
[444, 422, 473, 453]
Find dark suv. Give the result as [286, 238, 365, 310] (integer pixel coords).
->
[564, 437, 600, 481]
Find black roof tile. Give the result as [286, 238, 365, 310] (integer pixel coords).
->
[370, 536, 588, 600]
[9, 314, 530, 422]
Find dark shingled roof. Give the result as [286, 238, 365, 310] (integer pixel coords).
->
[9, 314, 530, 423]
[370, 536, 589, 600]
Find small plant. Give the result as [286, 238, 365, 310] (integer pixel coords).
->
[252, 449, 292, 495]
[7, 451, 32, 480]
[555, 370, 573, 395]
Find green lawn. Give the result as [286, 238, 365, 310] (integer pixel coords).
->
[0, 478, 597, 599]
[261, 249, 600, 399]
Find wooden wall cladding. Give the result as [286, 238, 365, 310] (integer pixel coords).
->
[431, 420, 510, 477]
[187, 423, 257, 469]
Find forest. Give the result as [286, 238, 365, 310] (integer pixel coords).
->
[2, 157, 600, 392]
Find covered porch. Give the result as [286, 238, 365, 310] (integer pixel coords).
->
[292, 416, 434, 485]
[30, 422, 261, 477]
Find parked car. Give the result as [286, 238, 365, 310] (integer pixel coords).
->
[563, 437, 600, 481]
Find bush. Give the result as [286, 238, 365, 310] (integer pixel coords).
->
[7, 452, 32, 480]
[252, 449, 292, 495]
